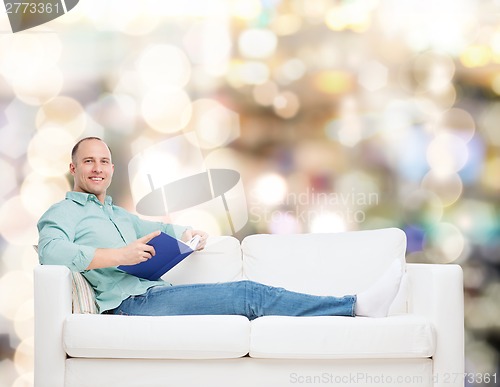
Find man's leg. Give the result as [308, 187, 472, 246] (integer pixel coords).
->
[112, 280, 356, 319]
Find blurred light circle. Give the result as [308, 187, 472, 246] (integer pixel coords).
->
[426, 132, 468, 177]
[449, 200, 498, 245]
[0, 196, 38, 245]
[278, 59, 306, 84]
[358, 60, 388, 91]
[434, 108, 476, 142]
[411, 97, 441, 122]
[183, 99, 240, 149]
[204, 148, 244, 172]
[269, 211, 302, 234]
[115, 0, 160, 35]
[325, 5, 368, 32]
[336, 171, 380, 209]
[230, 0, 262, 20]
[87, 93, 137, 135]
[0, 33, 61, 81]
[253, 81, 279, 106]
[233, 61, 270, 85]
[83, 0, 159, 35]
[421, 171, 463, 207]
[401, 189, 443, 225]
[171, 209, 222, 237]
[183, 21, 231, 76]
[479, 102, 500, 146]
[294, 140, 345, 173]
[0, 271, 33, 319]
[460, 45, 492, 68]
[12, 67, 63, 106]
[2, 245, 38, 273]
[0, 158, 16, 200]
[137, 44, 191, 89]
[314, 71, 353, 94]
[129, 151, 181, 207]
[491, 74, 500, 95]
[13, 336, 34, 375]
[12, 373, 35, 387]
[481, 155, 500, 192]
[141, 88, 192, 133]
[14, 299, 34, 341]
[252, 173, 288, 206]
[238, 28, 278, 59]
[36, 96, 86, 139]
[20, 173, 70, 218]
[272, 14, 303, 36]
[423, 222, 466, 263]
[273, 91, 300, 119]
[379, 100, 415, 134]
[326, 96, 376, 147]
[27, 127, 74, 177]
[414, 84, 457, 112]
[412, 51, 455, 92]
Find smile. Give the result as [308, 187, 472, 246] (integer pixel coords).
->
[90, 177, 104, 181]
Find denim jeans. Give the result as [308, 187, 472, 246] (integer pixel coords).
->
[111, 280, 356, 319]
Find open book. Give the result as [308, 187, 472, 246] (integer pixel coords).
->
[118, 232, 200, 280]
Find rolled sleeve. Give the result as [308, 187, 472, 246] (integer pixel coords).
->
[37, 204, 96, 272]
[39, 238, 96, 272]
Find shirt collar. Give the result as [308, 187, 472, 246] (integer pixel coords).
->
[66, 191, 113, 206]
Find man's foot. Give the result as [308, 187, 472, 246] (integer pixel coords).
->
[355, 259, 403, 318]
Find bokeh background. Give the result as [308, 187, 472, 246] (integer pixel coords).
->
[1, 0, 500, 386]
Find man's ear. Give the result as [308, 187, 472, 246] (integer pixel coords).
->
[69, 162, 76, 175]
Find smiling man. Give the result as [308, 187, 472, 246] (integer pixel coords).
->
[37, 136, 403, 318]
[70, 137, 114, 203]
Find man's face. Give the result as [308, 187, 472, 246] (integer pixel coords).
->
[70, 139, 114, 202]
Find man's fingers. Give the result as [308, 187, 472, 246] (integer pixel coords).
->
[143, 244, 156, 257]
[138, 230, 161, 244]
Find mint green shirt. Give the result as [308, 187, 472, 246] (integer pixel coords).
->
[37, 191, 188, 313]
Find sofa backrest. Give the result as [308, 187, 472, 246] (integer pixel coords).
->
[162, 236, 243, 284]
[241, 228, 407, 297]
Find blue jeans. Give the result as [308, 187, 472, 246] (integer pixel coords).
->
[111, 280, 356, 319]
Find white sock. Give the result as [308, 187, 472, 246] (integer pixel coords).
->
[355, 259, 403, 318]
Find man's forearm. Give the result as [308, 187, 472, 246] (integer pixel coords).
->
[86, 231, 160, 270]
[86, 248, 121, 270]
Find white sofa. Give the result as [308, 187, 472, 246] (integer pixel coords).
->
[34, 228, 464, 387]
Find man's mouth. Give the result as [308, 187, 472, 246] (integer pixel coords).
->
[90, 177, 104, 181]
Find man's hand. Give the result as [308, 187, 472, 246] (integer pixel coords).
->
[87, 230, 160, 269]
[117, 230, 160, 265]
[182, 229, 208, 250]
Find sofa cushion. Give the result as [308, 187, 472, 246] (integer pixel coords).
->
[162, 236, 243, 285]
[242, 228, 408, 314]
[63, 314, 250, 359]
[250, 314, 435, 359]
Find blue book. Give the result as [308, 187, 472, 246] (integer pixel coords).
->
[118, 232, 200, 280]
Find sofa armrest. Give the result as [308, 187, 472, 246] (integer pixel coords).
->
[406, 263, 464, 387]
[34, 265, 72, 387]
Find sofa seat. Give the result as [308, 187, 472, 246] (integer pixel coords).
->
[63, 314, 250, 359]
[250, 314, 435, 359]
